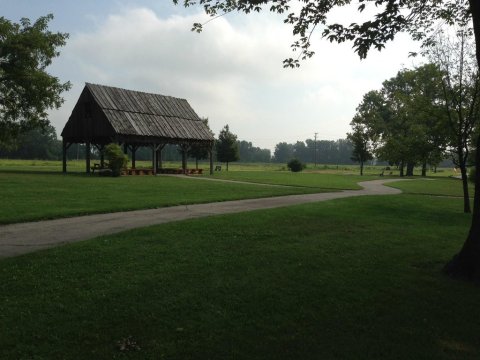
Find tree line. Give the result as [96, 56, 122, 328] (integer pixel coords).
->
[0, 122, 357, 166]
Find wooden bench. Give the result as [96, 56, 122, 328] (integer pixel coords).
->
[124, 168, 154, 175]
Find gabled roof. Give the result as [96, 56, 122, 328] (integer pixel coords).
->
[62, 83, 214, 143]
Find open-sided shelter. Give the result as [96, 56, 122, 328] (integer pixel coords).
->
[61, 83, 215, 174]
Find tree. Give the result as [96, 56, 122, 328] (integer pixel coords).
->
[379, 65, 448, 177]
[0, 124, 61, 159]
[0, 14, 71, 148]
[238, 140, 271, 162]
[216, 125, 239, 170]
[176, 0, 480, 282]
[426, 29, 480, 213]
[273, 142, 294, 163]
[347, 120, 373, 175]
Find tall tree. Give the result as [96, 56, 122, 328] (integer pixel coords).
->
[427, 29, 480, 213]
[176, 0, 480, 282]
[347, 118, 373, 175]
[216, 125, 239, 170]
[0, 14, 71, 148]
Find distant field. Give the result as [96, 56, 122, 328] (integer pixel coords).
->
[0, 159, 458, 177]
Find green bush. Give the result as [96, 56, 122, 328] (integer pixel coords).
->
[287, 158, 305, 172]
[105, 143, 128, 177]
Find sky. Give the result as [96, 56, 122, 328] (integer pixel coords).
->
[1, 0, 423, 152]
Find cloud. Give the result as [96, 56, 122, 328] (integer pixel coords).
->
[50, 6, 422, 151]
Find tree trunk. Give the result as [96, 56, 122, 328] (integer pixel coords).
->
[399, 161, 404, 177]
[444, 0, 480, 281]
[360, 160, 364, 176]
[421, 161, 427, 177]
[406, 162, 414, 176]
[445, 138, 480, 280]
[459, 162, 471, 214]
[195, 158, 199, 170]
[226, 162, 229, 171]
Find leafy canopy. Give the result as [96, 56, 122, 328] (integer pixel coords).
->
[174, 0, 471, 67]
[0, 14, 71, 146]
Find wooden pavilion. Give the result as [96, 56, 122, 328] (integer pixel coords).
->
[61, 83, 215, 174]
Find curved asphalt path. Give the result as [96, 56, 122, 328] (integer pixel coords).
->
[0, 179, 405, 258]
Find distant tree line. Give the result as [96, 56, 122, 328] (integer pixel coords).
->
[272, 139, 354, 164]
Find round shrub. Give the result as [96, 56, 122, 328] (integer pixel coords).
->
[105, 143, 128, 177]
[287, 158, 305, 172]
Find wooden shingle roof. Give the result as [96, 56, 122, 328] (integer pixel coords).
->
[62, 83, 214, 144]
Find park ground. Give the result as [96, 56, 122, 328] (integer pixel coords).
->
[0, 160, 479, 359]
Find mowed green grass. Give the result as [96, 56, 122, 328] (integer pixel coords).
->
[0, 171, 331, 224]
[208, 170, 377, 189]
[0, 195, 478, 359]
[390, 178, 473, 197]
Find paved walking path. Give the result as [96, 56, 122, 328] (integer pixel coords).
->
[0, 179, 405, 258]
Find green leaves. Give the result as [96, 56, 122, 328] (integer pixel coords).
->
[174, 0, 472, 65]
[0, 14, 70, 147]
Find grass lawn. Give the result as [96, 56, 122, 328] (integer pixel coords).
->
[0, 171, 332, 224]
[389, 177, 474, 198]
[0, 194, 478, 359]
[207, 171, 377, 189]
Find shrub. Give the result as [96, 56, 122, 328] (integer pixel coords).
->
[105, 143, 128, 177]
[287, 158, 305, 172]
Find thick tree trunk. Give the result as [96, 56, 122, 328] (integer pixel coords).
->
[406, 162, 414, 176]
[421, 161, 427, 177]
[444, 0, 480, 281]
[399, 161, 404, 177]
[360, 161, 364, 176]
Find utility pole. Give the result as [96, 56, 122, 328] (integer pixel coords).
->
[314, 132, 318, 167]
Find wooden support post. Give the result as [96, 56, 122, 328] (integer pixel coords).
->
[86, 141, 91, 174]
[123, 143, 128, 155]
[157, 144, 165, 170]
[181, 145, 187, 174]
[62, 139, 68, 173]
[209, 147, 214, 175]
[152, 144, 158, 175]
[132, 146, 136, 168]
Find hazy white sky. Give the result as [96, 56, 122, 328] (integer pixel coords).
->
[2, 0, 422, 151]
